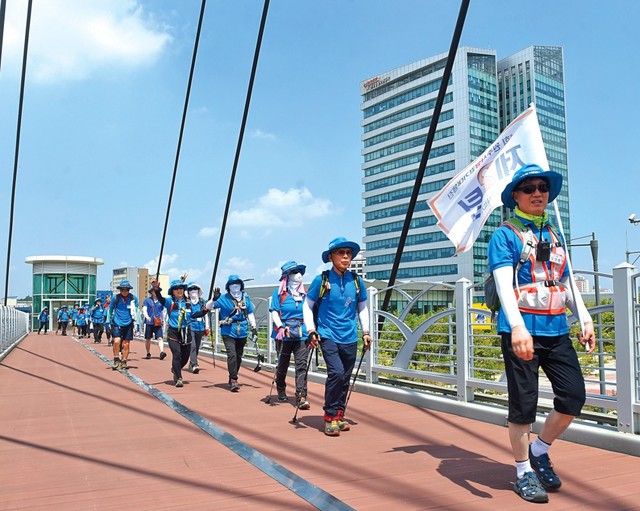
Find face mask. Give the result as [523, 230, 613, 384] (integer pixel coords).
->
[189, 290, 199, 302]
[229, 283, 242, 299]
[288, 272, 303, 285]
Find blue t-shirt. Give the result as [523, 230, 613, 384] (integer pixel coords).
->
[143, 297, 165, 325]
[306, 269, 367, 344]
[488, 214, 569, 336]
[77, 313, 87, 326]
[269, 288, 308, 341]
[161, 297, 190, 329]
[211, 292, 255, 339]
[58, 310, 70, 322]
[39, 310, 48, 322]
[108, 293, 139, 327]
[187, 300, 207, 332]
[90, 306, 106, 324]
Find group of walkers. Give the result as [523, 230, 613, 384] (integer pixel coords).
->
[34, 164, 597, 503]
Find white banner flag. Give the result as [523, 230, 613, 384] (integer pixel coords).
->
[428, 105, 549, 253]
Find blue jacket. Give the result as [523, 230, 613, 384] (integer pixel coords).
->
[58, 310, 70, 322]
[38, 310, 49, 322]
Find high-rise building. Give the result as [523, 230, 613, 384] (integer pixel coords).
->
[360, 45, 570, 287]
[497, 46, 571, 239]
[361, 47, 500, 285]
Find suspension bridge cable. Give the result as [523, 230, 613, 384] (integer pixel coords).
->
[207, 0, 270, 300]
[378, 0, 470, 321]
[155, 0, 207, 281]
[3, 0, 32, 306]
[0, 0, 7, 73]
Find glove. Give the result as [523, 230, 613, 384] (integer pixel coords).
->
[251, 327, 258, 338]
[213, 287, 221, 301]
[276, 326, 286, 341]
[308, 331, 320, 348]
[205, 329, 210, 336]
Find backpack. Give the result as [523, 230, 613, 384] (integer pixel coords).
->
[483, 217, 536, 318]
[312, 270, 361, 323]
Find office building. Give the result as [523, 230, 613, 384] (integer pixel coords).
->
[361, 46, 500, 285]
[497, 46, 571, 238]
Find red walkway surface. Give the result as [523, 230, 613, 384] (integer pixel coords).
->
[2, 333, 640, 510]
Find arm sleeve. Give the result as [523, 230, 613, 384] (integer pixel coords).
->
[271, 310, 283, 329]
[247, 313, 256, 329]
[142, 305, 150, 321]
[357, 300, 370, 332]
[493, 265, 525, 329]
[562, 276, 593, 324]
[303, 297, 316, 332]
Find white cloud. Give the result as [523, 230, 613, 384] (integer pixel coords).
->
[5, 0, 172, 83]
[251, 129, 276, 141]
[229, 187, 336, 229]
[198, 226, 218, 238]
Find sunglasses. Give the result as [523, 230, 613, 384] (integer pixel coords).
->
[516, 183, 549, 194]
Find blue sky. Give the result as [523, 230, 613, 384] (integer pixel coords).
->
[1, 0, 637, 298]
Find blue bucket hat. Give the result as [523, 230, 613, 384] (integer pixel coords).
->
[61, 305, 68, 309]
[225, 274, 244, 291]
[117, 279, 133, 290]
[279, 260, 306, 281]
[500, 164, 563, 210]
[322, 237, 360, 264]
[168, 279, 186, 295]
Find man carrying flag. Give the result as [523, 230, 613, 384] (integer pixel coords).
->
[488, 164, 595, 503]
[429, 105, 595, 503]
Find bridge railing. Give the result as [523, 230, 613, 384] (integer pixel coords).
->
[221, 263, 639, 443]
[0, 306, 30, 358]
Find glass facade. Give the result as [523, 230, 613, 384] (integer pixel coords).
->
[361, 48, 498, 291]
[498, 46, 571, 240]
[26, 256, 103, 329]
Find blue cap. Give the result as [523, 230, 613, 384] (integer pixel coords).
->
[117, 279, 133, 290]
[279, 260, 306, 281]
[321, 237, 360, 264]
[500, 164, 563, 209]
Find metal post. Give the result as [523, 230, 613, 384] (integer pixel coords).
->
[612, 263, 637, 434]
[455, 278, 472, 403]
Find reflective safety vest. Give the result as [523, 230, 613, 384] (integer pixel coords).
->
[504, 220, 567, 316]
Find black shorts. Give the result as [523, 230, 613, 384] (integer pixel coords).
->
[501, 332, 586, 424]
[144, 324, 164, 340]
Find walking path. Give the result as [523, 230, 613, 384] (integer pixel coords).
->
[2, 333, 640, 510]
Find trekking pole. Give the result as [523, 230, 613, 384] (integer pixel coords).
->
[252, 332, 264, 372]
[207, 311, 216, 368]
[343, 345, 368, 417]
[291, 346, 315, 424]
[265, 339, 282, 405]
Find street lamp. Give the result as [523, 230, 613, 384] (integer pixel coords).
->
[568, 232, 605, 401]
[627, 213, 640, 264]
